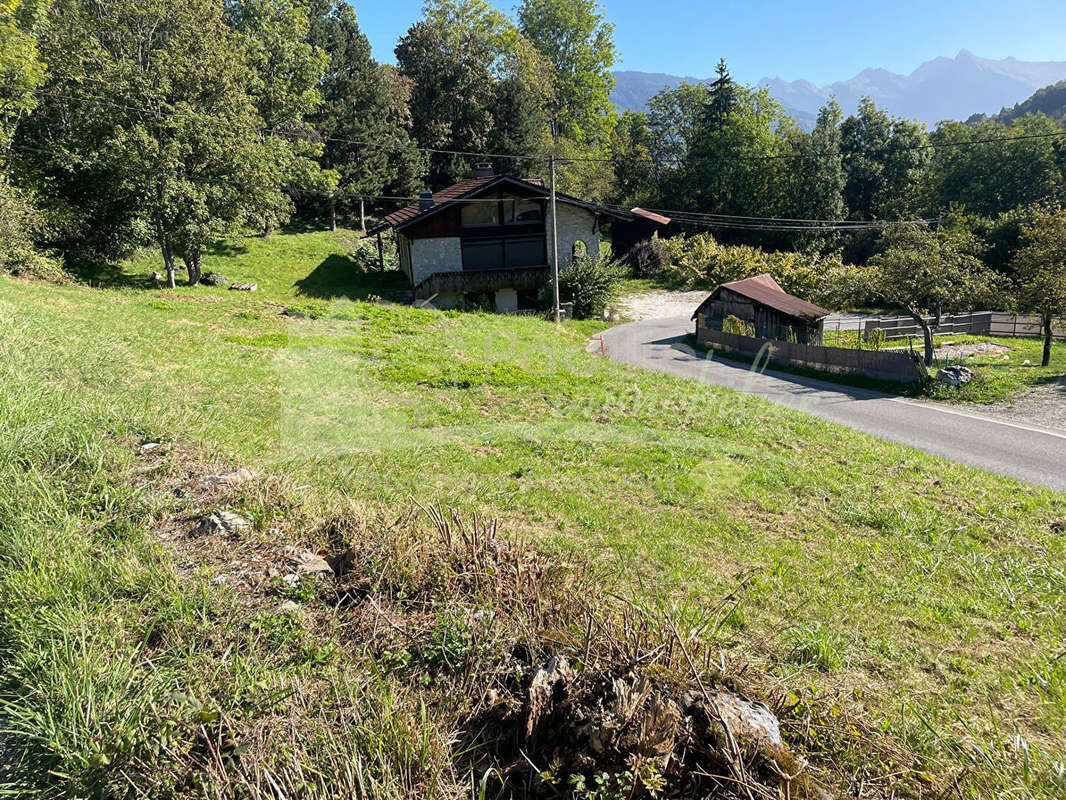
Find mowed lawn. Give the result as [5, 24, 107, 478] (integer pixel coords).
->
[3, 230, 1066, 795]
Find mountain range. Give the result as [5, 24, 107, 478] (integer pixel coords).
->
[611, 51, 1066, 129]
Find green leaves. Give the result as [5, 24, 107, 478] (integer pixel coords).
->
[870, 222, 997, 317]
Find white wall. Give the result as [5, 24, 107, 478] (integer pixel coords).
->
[546, 203, 600, 273]
[409, 236, 463, 286]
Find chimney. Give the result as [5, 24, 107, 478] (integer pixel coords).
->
[418, 190, 434, 212]
[474, 162, 494, 179]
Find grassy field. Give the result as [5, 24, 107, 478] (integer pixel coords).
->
[921, 334, 1066, 404]
[3, 230, 1066, 797]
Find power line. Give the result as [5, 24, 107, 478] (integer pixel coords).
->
[4, 142, 521, 204]
[609, 203, 934, 226]
[8, 81, 1066, 173]
[0, 83, 541, 162]
[9, 140, 927, 233]
[555, 128, 1066, 165]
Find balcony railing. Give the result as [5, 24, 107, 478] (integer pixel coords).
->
[414, 266, 550, 299]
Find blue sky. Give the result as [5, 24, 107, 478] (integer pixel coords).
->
[352, 0, 1066, 86]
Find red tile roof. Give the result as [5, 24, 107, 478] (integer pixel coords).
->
[694, 273, 829, 321]
[377, 176, 496, 230]
[630, 207, 671, 226]
[368, 174, 627, 235]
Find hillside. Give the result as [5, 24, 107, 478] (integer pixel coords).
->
[612, 50, 1066, 127]
[973, 79, 1066, 124]
[1, 230, 1066, 797]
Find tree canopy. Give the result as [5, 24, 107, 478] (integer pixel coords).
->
[1011, 206, 1066, 365]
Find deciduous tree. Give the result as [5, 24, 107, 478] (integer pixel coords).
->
[869, 223, 995, 365]
[28, 0, 290, 286]
[226, 0, 333, 238]
[517, 0, 616, 146]
[1011, 206, 1066, 366]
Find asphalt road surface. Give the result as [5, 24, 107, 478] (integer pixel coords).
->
[600, 316, 1066, 492]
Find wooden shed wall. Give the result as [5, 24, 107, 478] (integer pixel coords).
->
[699, 288, 822, 344]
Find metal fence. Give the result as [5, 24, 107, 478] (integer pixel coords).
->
[823, 312, 1064, 344]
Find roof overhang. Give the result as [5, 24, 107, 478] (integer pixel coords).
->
[369, 175, 634, 235]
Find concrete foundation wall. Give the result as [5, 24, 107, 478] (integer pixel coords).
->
[547, 203, 600, 272]
[494, 288, 518, 313]
[409, 236, 462, 285]
[697, 316, 924, 384]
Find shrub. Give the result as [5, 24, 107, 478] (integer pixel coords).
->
[0, 179, 66, 283]
[660, 232, 874, 310]
[557, 254, 623, 320]
[351, 237, 397, 273]
[627, 237, 670, 278]
[865, 327, 887, 351]
[722, 315, 755, 337]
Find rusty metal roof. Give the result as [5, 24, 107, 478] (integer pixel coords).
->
[692, 274, 829, 321]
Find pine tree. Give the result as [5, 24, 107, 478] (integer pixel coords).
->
[308, 0, 423, 229]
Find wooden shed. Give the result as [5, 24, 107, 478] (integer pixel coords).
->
[692, 274, 829, 345]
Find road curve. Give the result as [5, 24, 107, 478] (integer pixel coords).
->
[600, 315, 1066, 492]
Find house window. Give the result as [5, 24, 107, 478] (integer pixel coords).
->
[504, 199, 542, 224]
[461, 201, 498, 227]
[462, 239, 505, 270]
[504, 235, 546, 267]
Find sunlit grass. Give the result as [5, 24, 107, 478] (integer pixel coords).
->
[1, 231, 1065, 796]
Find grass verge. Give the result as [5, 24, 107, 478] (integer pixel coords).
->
[1, 232, 1065, 797]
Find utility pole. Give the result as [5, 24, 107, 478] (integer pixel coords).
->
[550, 154, 561, 323]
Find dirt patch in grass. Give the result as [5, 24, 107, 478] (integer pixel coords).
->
[933, 341, 1012, 360]
[123, 442, 933, 800]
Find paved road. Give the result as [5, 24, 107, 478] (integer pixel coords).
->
[600, 315, 1066, 492]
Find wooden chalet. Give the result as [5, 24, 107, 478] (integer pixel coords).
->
[368, 165, 668, 312]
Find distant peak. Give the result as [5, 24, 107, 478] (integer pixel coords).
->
[956, 48, 976, 60]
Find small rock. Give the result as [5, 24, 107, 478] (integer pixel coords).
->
[1023, 359, 1031, 366]
[140, 442, 161, 451]
[711, 691, 783, 749]
[936, 365, 974, 388]
[197, 511, 252, 536]
[1003, 355, 1010, 361]
[229, 282, 258, 292]
[201, 272, 229, 287]
[202, 467, 256, 487]
[278, 599, 300, 613]
[291, 550, 334, 577]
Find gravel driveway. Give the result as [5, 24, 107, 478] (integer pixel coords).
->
[958, 381, 1066, 431]
[619, 290, 707, 321]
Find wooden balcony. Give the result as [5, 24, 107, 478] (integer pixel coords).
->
[414, 266, 550, 299]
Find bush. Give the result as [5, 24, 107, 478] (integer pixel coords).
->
[557, 254, 623, 320]
[0, 179, 66, 283]
[351, 236, 397, 273]
[722, 315, 755, 337]
[660, 232, 873, 310]
[627, 237, 671, 278]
